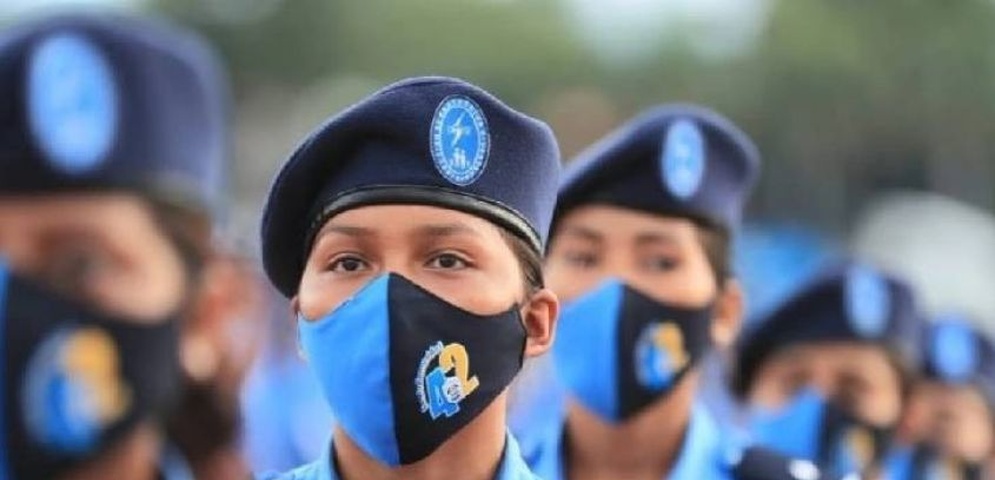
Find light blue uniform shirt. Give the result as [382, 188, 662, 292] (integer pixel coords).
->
[528, 402, 745, 480]
[257, 431, 539, 480]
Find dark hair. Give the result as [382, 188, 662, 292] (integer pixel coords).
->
[148, 199, 213, 283]
[691, 219, 731, 286]
[498, 228, 545, 298]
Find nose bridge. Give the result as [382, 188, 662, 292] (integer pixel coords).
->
[603, 242, 640, 287]
[810, 363, 839, 401]
[377, 247, 418, 281]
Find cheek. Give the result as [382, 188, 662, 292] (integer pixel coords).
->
[748, 367, 797, 410]
[417, 267, 521, 316]
[671, 261, 717, 304]
[297, 272, 360, 320]
[858, 376, 904, 426]
[93, 239, 187, 323]
[636, 261, 716, 307]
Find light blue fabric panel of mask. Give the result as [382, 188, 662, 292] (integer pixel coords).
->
[297, 275, 398, 466]
[553, 279, 623, 420]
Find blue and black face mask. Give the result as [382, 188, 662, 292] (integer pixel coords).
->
[553, 279, 713, 422]
[0, 263, 182, 479]
[749, 389, 895, 478]
[297, 274, 527, 467]
[906, 445, 984, 480]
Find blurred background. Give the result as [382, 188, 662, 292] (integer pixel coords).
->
[6, 0, 995, 471]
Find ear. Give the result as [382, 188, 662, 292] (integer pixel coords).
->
[521, 288, 559, 358]
[710, 278, 744, 349]
[180, 254, 265, 387]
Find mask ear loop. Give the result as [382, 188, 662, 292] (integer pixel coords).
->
[295, 311, 309, 361]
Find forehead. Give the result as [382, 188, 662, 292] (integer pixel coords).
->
[312, 204, 506, 242]
[553, 204, 697, 241]
[0, 193, 150, 230]
[919, 380, 987, 404]
[767, 341, 897, 374]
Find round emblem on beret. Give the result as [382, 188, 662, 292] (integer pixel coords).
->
[931, 319, 977, 383]
[430, 96, 490, 186]
[661, 119, 706, 200]
[844, 266, 891, 338]
[27, 33, 119, 175]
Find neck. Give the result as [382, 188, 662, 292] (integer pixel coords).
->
[566, 373, 699, 480]
[65, 423, 161, 480]
[335, 396, 509, 480]
[190, 447, 250, 480]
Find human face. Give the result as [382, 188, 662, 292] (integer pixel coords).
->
[0, 193, 187, 322]
[544, 204, 741, 347]
[0, 193, 195, 479]
[297, 204, 557, 357]
[749, 342, 905, 428]
[909, 381, 994, 462]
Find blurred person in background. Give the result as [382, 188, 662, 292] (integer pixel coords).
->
[888, 314, 995, 479]
[241, 289, 335, 473]
[0, 12, 259, 479]
[256, 76, 560, 480]
[735, 262, 922, 479]
[529, 104, 830, 479]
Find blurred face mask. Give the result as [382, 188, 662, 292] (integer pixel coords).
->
[553, 279, 713, 422]
[297, 274, 526, 466]
[908, 445, 983, 480]
[0, 263, 182, 479]
[749, 389, 896, 478]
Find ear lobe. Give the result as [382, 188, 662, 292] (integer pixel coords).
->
[710, 278, 744, 349]
[521, 288, 560, 358]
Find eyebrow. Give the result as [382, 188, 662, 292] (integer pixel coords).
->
[315, 224, 376, 239]
[634, 231, 680, 247]
[414, 222, 482, 239]
[558, 225, 603, 243]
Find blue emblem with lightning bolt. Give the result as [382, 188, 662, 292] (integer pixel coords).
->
[430, 96, 490, 186]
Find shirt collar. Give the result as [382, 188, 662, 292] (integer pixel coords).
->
[323, 431, 531, 480]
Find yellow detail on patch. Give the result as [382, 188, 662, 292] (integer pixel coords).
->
[942, 457, 963, 480]
[653, 323, 688, 370]
[60, 328, 132, 424]
[845, 427, 875, 471]
[438, 342, 479, 400]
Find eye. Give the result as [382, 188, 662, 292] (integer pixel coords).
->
[563, 251, 598, 269]
[328, 255, 369, 273]
[839, 374, 871, 401]
[640, 255, 678, 272]
[426, 253, 469, 270]
[44, 243, 115, 296]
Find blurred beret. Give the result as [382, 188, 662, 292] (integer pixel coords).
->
[554, 104, 759, 233]
[261, 76, 561, 297]
[0, 13, 230, 217]
[922, 314, 995, 409]
[734, 261, 923, 395]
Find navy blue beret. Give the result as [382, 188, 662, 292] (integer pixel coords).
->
[554, 104, 759, 233]
[261, 76, 561, 297]
[733, 261, 923, 395]
[922, 314, 995, 409]
[0, 13, 230, 217]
